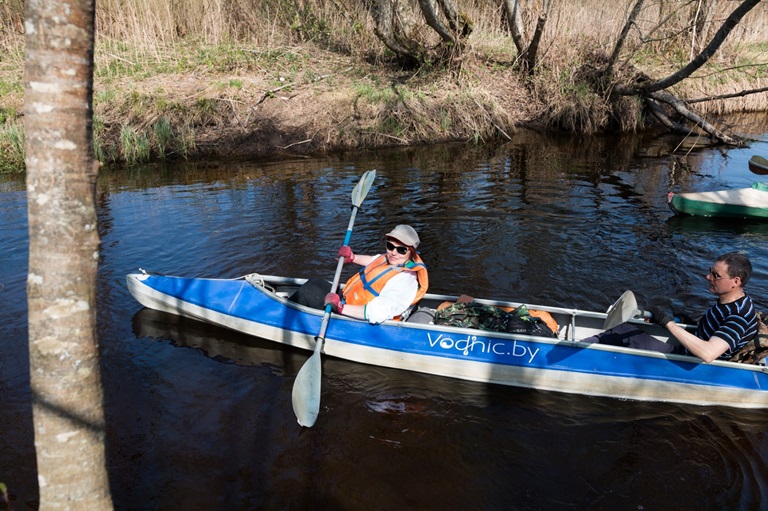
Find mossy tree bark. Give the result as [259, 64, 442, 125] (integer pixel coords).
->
[24, 0, 113, 509]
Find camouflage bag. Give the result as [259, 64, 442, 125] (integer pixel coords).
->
[434, 302, 507, 331]
[729, 312, 768, 365]
[434, 302, 555, 337]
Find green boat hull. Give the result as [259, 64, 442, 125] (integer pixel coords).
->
[668, 182, 768, 219]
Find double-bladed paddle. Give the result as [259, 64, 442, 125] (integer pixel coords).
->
[291, 169, 377, 427]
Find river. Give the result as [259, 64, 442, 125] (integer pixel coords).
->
[2, 120, 768, 510]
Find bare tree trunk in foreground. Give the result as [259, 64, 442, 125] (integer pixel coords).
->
[24, 0, 113, 508]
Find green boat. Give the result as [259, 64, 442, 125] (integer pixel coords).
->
[667, 182, 768, 219]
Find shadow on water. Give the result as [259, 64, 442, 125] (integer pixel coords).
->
[665, 213, 768, 236]
[129, 306, 768, 511]
[131, 307, 307, 377]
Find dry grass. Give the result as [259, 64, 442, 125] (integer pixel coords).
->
[1, 0, 767, 171]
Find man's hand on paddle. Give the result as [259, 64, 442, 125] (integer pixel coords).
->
[647, 305, 673, 327]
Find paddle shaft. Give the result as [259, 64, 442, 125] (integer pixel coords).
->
[315, 206, 360, 342]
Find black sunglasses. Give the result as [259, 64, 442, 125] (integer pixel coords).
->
[386, 241, 409, 255]
[709, 267, 726, 280]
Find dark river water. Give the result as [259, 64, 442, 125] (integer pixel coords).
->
[3, 120, 768, 510]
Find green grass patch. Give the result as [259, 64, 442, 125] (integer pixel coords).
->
[0, 80, 22, 98]
[120, 125, 151, 165]
[153, 117, 173, 159]
[354, 83, 395, 103]
[93, 116, 119, 164]
[0, 119, 25, 173]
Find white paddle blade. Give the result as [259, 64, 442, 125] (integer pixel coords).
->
[291, 347, 322, 427]
[351, 169, 376, 207]
[603, 290, 639, 330]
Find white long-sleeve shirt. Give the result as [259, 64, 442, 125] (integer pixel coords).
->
[362, 271, 418, 324]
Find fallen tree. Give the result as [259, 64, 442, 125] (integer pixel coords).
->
[367, 0, 766, 146]
[608, 0, 764, 146]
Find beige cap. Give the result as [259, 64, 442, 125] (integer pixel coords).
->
[386, 225, 420, 248]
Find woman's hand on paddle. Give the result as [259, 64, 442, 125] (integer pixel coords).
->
[324, 293, 343, 314]
[337, 245, 355, 264]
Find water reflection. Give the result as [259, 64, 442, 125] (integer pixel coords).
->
[2, 120, 768, 510]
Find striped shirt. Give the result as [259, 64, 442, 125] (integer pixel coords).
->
[694, 295, 758, 359]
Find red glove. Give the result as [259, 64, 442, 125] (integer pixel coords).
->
[324, 293, 343, 314]
[337, 245, 354, 264]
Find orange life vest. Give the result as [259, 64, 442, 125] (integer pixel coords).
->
[342, 253, 429, 307]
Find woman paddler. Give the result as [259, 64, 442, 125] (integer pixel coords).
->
[288, 224, 428, 324]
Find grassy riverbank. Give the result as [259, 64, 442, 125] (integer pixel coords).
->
[2, 0, 768, 172]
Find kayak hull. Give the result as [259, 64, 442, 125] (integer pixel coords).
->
[126, 272, 768, 409]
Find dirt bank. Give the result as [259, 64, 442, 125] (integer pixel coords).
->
[2, 34, 767, 170]
[91, 48, 539, 164]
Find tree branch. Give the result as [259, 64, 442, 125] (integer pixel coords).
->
[686, 85, 768, 104]
[646, 97, 700, 136]
[616, 0, 762, 95]
[418, 0, 456, 44]
[606, 0, 646, 77]
[647, 90, 744, 145]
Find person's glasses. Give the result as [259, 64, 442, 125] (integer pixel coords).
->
[386, 241, 409, 255]
[709, 267, 724, 280]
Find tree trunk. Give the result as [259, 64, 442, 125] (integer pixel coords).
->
[372, 0, 422, 64]
[520, 0, 551, 73]
[371, 0, 471, 65]
[418, 0, 457, 44]
[503, 0, 551, 74]
[437, 0, 471, 38]
[24, 0, 113, 509]
[692, 0, 717, 56]
[502, 0, 526, 55]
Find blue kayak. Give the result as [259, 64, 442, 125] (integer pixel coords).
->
[127, 271, 768, 409]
